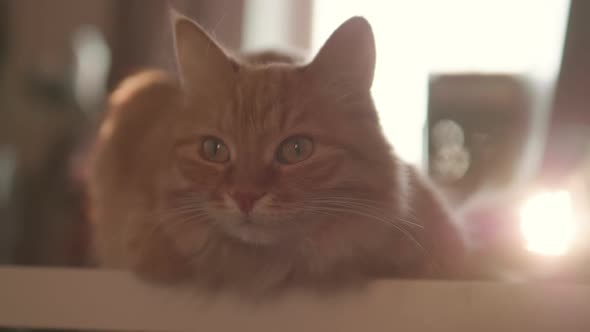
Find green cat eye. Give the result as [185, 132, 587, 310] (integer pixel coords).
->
[201, 137, 230, 163]
[276, 136, 314, 164]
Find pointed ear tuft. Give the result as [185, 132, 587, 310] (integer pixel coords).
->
[171, 12, 234, 96]
[167, 5, 183, 25]
[308, 16, 376, 91]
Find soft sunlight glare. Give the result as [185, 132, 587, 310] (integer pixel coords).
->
[311, 0, 570, 168]
[519, 191, 576, 256]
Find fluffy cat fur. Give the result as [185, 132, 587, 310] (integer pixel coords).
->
[87, 13, 465, 296]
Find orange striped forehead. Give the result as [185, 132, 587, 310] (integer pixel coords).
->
[179, 63, 315, 156]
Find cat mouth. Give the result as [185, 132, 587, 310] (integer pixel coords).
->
[232, 215, 286, 233]
[240, 216, 254, 224]
[236, 217, 270, 230]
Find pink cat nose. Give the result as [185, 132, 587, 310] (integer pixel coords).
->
[230, 191, 266, 213]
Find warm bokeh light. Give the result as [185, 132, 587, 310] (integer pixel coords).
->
[519, 191, 577, 256]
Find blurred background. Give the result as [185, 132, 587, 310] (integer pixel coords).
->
[0, 0, 589, 285]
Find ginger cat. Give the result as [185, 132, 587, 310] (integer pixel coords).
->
[87, 13, 465, 296]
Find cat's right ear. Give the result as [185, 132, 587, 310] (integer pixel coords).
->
[171, 10, 235, 96]
[307, 16, 376, 92]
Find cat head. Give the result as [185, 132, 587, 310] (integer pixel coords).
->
[159, 14, 403, 248]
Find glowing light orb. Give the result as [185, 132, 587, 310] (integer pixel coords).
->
[519, 191, 576, 256]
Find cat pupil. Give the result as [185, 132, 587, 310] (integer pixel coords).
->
[293, 142, 301, 155]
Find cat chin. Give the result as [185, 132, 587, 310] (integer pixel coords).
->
[220, 222, 284, 246]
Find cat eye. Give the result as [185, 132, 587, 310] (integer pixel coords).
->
[276, 136, 314, 164]
[201, 137, 230, 163]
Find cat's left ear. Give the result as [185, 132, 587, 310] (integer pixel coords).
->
[171, 10, 235, 95]
[307, 17, 376, 91]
